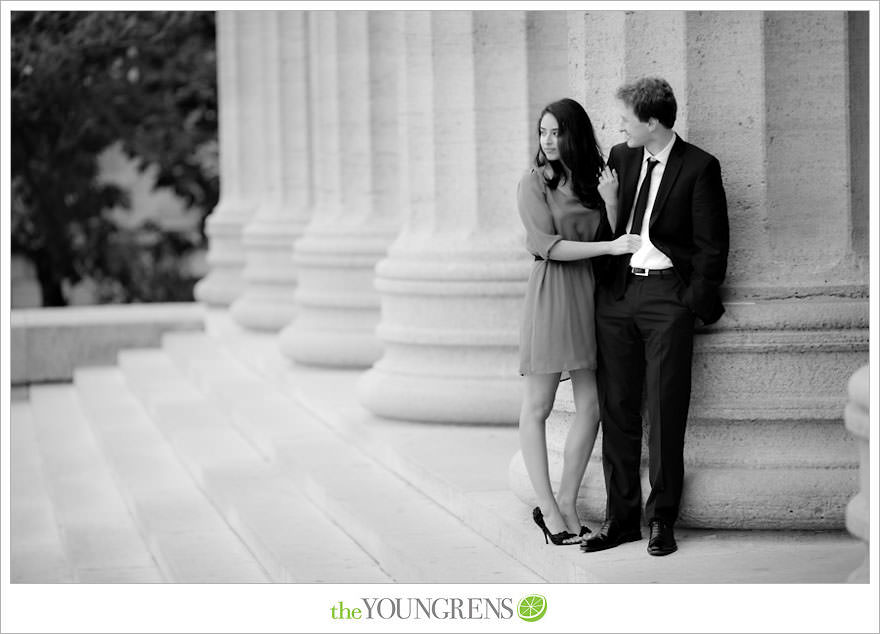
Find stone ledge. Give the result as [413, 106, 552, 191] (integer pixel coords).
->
[11, 303, 205, 385]
[700, 296, 868, 332]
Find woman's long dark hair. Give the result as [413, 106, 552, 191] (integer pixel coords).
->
[534, 98, 605, 210]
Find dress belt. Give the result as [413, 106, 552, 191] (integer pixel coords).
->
[533, 258, 673, 279]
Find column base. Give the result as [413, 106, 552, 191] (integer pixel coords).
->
[194, 268, 245, 307]
[196, 199, 254, 307]
[277, 229, 394, 367]
[844, 364, 870, 583]
[232, 213, 306, 331]
[230, 290, 298, 332]
[846, 549, 869, 583]
[279, 322, 382, 368]
[508, 298, 867, 529]
[358, 366, 521, 424]
[508, 448, 858, 529]
[357, 247, 529, 424]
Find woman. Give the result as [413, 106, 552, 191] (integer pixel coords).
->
[517, 98, 639, 545]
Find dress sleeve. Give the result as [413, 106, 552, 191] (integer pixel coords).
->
[517, 168, 562, 259]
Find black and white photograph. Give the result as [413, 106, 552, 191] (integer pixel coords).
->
[2, 2, 878, 633]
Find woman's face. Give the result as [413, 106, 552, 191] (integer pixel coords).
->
[539, 112, 561, 162]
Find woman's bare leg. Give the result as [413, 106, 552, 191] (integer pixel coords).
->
[519, 372, 576, 540]
[556, 368, 601, 535]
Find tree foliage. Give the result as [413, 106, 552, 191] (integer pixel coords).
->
[11, 11, 218, 305]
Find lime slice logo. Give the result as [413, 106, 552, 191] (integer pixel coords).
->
[517, 594, 547, 622]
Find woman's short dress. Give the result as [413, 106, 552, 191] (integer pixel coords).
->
[517, 166, 604, 376]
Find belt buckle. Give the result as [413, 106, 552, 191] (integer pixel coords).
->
[632, 267, 649, 277]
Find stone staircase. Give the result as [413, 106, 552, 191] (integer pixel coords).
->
[10, 314, 865, 583]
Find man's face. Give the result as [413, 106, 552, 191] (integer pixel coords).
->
[617, 102, 652, 148]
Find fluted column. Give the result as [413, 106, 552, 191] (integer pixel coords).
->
[568, 10, 625, 153]
[279, 11, 403, 367]
[845, 365, 869, 583]
[230, 11, 312, 331]
[279, 12, 341, 357]
[684, 11, 864, 528]
[510, 10, 867, 528]
[526, 11, 568, 128]
[194, 11, 261, 306]
[359, 11, 555, 424]
[568, 11, 687, 153]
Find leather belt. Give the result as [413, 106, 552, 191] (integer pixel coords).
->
[630, 267, 675, 277]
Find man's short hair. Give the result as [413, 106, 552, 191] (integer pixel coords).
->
[616, 77, 677, 129]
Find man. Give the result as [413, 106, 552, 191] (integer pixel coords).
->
[582, 77, 729, 556]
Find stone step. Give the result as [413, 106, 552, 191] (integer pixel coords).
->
[293, 440, 544, 584]
[201, 329, 595, 582]
[27, 385, 164, 582]
[73, 366, 271, 583]
[10, 402, 74, 582]
[197, 467, 392, 583]
[161, 331, 544, 583]
[270, 366, 596, 583]
[300, 369, 867, 583]
[115, 348, 391, 583]
[201, 319, 866, 583]
[160, 332, 319, 461]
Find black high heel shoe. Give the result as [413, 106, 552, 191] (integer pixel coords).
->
[532, 507, 586, 546]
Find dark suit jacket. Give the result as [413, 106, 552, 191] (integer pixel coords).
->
[598, 136, 729, 325]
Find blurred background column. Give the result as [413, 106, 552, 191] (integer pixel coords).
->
[509, 10, 868, 529]
[279, 12, 342, 356]
[194, 11, 261, 306]
[279, 11, 403, 366]
[358, 11, 567, 424]
[230, 11, 313, 330]
[844, 365, 870, 583]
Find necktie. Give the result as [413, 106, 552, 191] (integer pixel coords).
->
[629, 158, 659, 235]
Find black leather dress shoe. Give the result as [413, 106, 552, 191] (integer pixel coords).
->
[580, 520, 642, 553]
[647, 520, 677, 556]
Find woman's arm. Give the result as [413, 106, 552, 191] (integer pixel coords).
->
[547, 234, 641, 261]
[517, 169, 563, 259]
[518, 167, 640, 262]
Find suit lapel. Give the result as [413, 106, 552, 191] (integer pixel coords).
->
[649, 137, 686, 228]
[616, 148, 643, 236]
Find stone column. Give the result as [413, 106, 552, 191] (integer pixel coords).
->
[194, 11, 261, 306]
[230, 11, 312, 331]
[568, 11, 687, 152]
[509, 10, 868, 528]
[279, 12, 341, 358]
[358, 11, 545, 424]
[845, 365, 869, 583]
[279, 11, 403, 367]
[568, 10, 625, 153]
[848, 12, 869, 260]
[526, 11, 568, 128]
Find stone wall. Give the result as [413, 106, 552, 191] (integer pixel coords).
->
[11, 304, 205, 384]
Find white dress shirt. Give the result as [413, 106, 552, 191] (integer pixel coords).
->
[626, 132, 677, 270]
